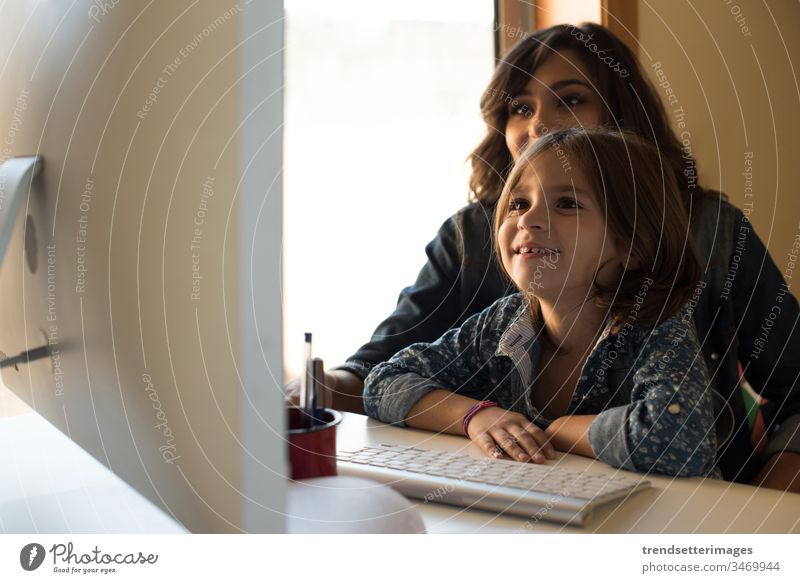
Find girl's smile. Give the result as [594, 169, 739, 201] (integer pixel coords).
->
[513, 243, 560, 256]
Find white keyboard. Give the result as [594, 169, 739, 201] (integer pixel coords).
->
[337, 444, 650, 526]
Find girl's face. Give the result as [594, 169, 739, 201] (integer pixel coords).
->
[498, 151, 624, 303]
[504, 50, 604, 161]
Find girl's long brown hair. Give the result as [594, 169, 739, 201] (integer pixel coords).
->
[494, 128, 702, 326]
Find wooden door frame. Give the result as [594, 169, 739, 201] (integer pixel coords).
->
[495, 0, 638, 57]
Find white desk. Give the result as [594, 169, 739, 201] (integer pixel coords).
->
[3, 394, 798, 534]
[0, 409, 186, 533]
[337, 412, 800, 534]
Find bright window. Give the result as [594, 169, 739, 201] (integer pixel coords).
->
[283, 0, 495, 377]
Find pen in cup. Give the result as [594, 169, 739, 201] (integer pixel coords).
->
[300, 332, 313, 428]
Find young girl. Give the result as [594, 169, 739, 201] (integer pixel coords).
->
[363, 128, 717, 477]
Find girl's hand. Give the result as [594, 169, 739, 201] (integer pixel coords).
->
[466, 406, 555, 463]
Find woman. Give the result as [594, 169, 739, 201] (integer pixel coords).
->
[304, 23, 800, 489]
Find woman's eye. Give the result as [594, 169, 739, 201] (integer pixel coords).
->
[556, 197, 580, 210]
[557, 94, 583, 108]
[508, 102, 532, 117]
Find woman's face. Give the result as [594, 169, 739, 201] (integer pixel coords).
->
[504, 50, 604, 161]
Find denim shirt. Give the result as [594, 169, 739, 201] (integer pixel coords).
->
[363, 294, 717, 478]
[345, 196, 800, 483]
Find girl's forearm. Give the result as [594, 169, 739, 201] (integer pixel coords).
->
[545, 414, 597, 458]
[404, 389, 482, 435]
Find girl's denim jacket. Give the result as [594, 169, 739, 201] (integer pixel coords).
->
[347, 196, 800, 483]
[363, 294, 718, 478]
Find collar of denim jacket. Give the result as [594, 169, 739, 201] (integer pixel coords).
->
[495, 296, 534, 357]
[495, 294, 625, 364]
[494, 296, 537, 391]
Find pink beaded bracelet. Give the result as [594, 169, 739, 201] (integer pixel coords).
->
[462, 400, 498, 437]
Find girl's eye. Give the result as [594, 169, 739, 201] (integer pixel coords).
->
[556, 197, 580, 210]
[507, 198, 529, 215]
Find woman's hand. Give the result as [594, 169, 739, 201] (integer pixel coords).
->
[283, 369, 365, 414]
[751, 451, 800, 493]
[283, 377, 303, 406]
[467, 407, 555, 463]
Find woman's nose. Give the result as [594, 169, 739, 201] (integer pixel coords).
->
[528, 106, 568, 141]
[527, 109, 553, 140]
[526, 115, 543, 140]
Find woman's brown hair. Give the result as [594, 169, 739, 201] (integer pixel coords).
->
[493, 127, 702, 326]
[471, 23, 711, 217]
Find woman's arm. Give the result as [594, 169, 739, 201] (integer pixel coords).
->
[730, 212, 800, 477]
[325, 370, 365, 413]
[283, 369, 365, 414]
[752, 451, 800, 492]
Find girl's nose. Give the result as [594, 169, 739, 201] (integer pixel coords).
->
[518, 198, 549, 231]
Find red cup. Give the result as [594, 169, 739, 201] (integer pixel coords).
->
[287, 407, 342, 480]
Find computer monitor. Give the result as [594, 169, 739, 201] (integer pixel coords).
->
[0, 0, 286, 532]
